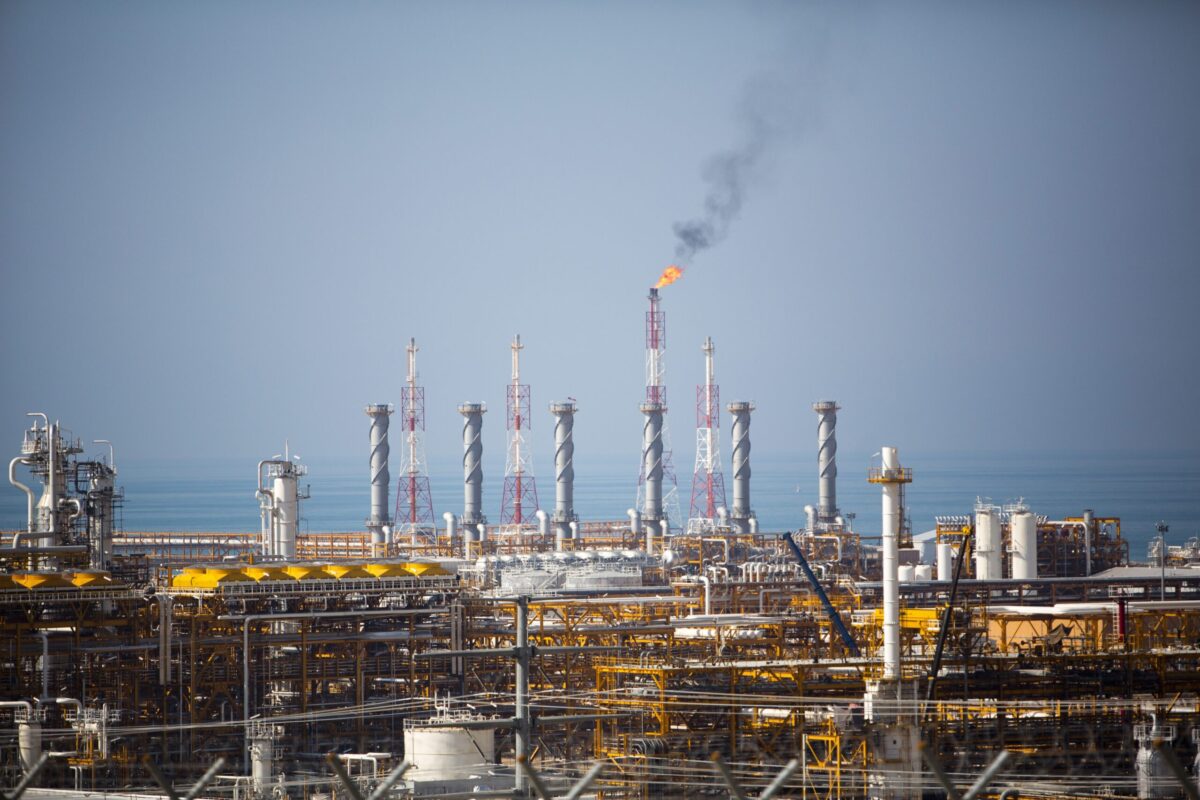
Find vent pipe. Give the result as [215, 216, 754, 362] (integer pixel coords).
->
[550, 401, 577, 542]
[813, 401, 840, 525]
[458, 403, 486, 528]
[727, 401, 755, 534]
[640, 401, 665, 550]
[365, 404, 393, 549]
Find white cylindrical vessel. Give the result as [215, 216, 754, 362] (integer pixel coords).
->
[403, 725, 496, 782]
[936, 542, 955, 582]
[973, 507, 1000, 581]
[273, 470, 298, 560]
[250, 732, 274, 791]
[915, 564, 933, 581]
[18, 721, 41, 774]
[880, 446, 901, 681]
[1010, 510, 1038, 580]
[898, 565, 915, 582]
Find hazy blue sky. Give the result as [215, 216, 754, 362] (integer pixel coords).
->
[2, 1, 1198, 469]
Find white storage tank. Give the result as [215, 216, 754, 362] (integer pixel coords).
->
[404, 722, 496, 782]
[898, 565, 916, 582]
[915, 564, 933, 581]
[1009, 510, 1038, 580]
[973, 507, 1002, 580]
[936, 542, 956, 582]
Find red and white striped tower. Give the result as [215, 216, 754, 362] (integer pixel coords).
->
[395, 338, 435, 548]
[501, 334, 538, 529]
[688, 336, 727, 532]
[637, 287, 682, 533]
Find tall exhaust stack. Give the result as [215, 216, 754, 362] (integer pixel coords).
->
[365, 404, 393, 549]
[869, 446, 912, 681]
[727, 401, 755, 534]
[459, 403, 487, 530]
[640, 400, 665, 549]
[813, 401, 840, 526]
[550, 401, 577, 543]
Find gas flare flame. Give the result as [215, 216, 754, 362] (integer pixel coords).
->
[654, 264, 684, 289]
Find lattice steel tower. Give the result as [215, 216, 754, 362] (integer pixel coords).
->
[500, 334, 539, 528]
[688, 336, 727, 532]
[636, 287, 682, 534]
[394, 338, 436, 547]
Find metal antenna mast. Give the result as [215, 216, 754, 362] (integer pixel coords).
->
[394, 338, 435, 548]
[688, 336, 726, 533]
[501, 335, 538, 530]
[637, 288, 682, 534]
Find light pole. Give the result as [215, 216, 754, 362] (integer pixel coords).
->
[1157, 521, 1169, 601]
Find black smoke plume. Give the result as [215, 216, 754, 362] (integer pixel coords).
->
[672, 67, 819, 264]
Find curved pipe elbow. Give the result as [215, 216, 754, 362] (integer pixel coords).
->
[9, 457, 35, 534]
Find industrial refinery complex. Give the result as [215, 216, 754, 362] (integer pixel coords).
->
[3, 279, 1197, 800]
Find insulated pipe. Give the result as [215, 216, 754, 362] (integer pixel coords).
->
[640, 401, 665, 545]
[365, 404, 393, 548]
[880, 446, 902, 681]
[549, 401, 577, 541]
[458, 403, 486, 526]
[37, 632, 50, 700]
[728, 401, 755, 534]
[9, 457, 35, 534]
[813, 401, 839, 524]
[700, 576, 712, 616]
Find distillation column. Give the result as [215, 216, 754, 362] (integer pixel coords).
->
[365, 404, 393, 551]
[549, 401, 577, 544]
[865, 445, 918, 800]
[727, 401, 756, 534]
[813, 401, 840, 526]
[459, 403, 487, 534]
[640, 401, 665, 551]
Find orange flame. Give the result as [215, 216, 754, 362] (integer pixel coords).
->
[654, 264, 684, 289]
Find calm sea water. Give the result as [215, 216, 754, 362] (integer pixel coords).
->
[3, 451, 1197, 562]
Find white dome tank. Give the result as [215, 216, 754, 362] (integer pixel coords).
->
[404, 723, 495, 782]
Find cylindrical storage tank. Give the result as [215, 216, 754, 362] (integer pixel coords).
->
[1010, 510, 1038, 580]
[898, 565, 916, 582]
[915, 564, 933, 581]
[973, 507, 1000, 581]
[813, 401, 840, 524]
[273, 466, 299, 560]
[550, 401, 577, 540]
[458, 403, 486, 527]
[443, 512, 457, 543]
[403, 725, 496, 781]
[18, 721, 41, 775]
[728, 401, 755, 534]
[365, 404, 393, 548]
[640, 401, 665, 544]
[936, 542, 956, 582]
[250, 733, 274, 791]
